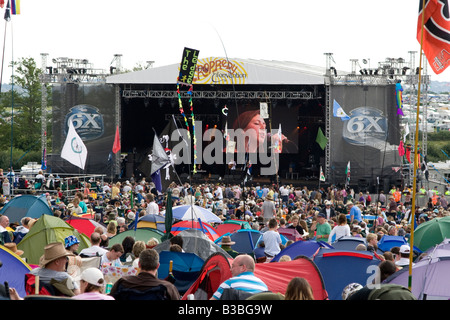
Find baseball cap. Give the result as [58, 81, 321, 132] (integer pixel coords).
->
[399, 244, 410, 254]
[317, 213, 326, 218]
[80, 267, 105, 287]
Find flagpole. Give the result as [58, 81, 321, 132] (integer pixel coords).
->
[408, 0, 427, 291]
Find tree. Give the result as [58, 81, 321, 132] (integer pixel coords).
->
[0, 57, 52, 154]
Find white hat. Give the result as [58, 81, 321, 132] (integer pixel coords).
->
[400, 244, 410, 254]
[80, 267, 105, 287]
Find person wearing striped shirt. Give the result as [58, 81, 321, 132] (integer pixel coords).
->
[210, 254, 268, 300]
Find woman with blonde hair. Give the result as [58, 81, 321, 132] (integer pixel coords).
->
[284, 277, 314, 300]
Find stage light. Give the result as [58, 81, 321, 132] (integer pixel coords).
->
[214, 125, 217, 128]
[297, 126, 300, 129]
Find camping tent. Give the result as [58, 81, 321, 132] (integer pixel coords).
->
[215, 229, 262, 255]
[0, 194, 53, 224]
[128, 214, 166, 232]
[108, 228, 164, 246]
[154, 229, 232, 261]
[0, 245, 32, 298]
[158, 251, 204, 295]
[65, 217, 106, 238]
[182, 252, 232, 300]
[377, 235, 408, 252]
[253, 256, 328, 300]
[385, 247, 450, 299]
[271, 240, 323, 261]
[313, 248, 383, 300]
[17, 215, 91, 265]
[330, 236, 367, 251]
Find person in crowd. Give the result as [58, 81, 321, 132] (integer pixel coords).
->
[328, 213, 351, 243]
[29, 242, 81, 296]
[210, 254, 268, 300]
[73, 268, 115, 300]
[110, 249, 180, 300]
[262, 218, 282, 261]
[284, 277, 314, 300]
[79, 232, 109, 257]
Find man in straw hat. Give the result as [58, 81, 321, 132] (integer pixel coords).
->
[29, 242, 80, 295]
[218, 236, 239, 258]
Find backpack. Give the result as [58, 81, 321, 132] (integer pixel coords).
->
[368, 284, 416, 300]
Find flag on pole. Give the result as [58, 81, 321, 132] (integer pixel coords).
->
[11, 0, 19, 14]
[333, 99, 350, 121]
[61, 121, 88, 170]
[150, 132, 171, 193]
[345, 161, 351, 185]
[404, 124, 410, 141]
[112, 125, 121, 154]
[418, 0, 450, 74]
[396, 82, 404, 116]
[272, 123, 282, 153]
[320, 166, 326, 182]
[398, 140, 405, 157]
[316, 127, 328, 150]
[4, 0, 10, 21]
[0, 0, 5, 8]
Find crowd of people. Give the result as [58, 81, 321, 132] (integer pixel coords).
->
[0, 170, 449, 300]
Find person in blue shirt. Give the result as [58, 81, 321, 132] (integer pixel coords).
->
[210, 254, 268, 300]
[347, 201, 362, 223]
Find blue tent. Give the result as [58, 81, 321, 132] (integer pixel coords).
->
[330, 236, 367, 251]
[271, 240, 323, 262]
[377, 235, 408, 252]
[158, 250, 204, 295]
[215, 229, 263, 255]
[0, 194, 53, 224]
[0, 245, 32, 298]
[313, 248, 383, 300]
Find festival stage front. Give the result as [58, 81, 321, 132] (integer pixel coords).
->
[46, 57, 407, 192]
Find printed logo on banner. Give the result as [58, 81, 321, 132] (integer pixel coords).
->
[342, 107, 388, 147]
[64, 105, 104, 141]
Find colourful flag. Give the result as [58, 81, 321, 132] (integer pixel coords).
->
[398, 140, 405, 157]
[345, 161, 350, 185]
[396, 82, 404, 116]
[0, 1, 5, 8]
[11, 0, 19, 14]
[417, 0, 450, 74]
[333, 99, 350, 121]
[316, 127, 328, 150]
[112, 125, 121, 154]
[320, 166, 326, 182]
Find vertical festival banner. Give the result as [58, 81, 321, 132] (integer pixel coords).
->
[177, 47, 200, 173]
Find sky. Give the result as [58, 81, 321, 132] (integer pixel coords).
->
[2, 0, 450, 83]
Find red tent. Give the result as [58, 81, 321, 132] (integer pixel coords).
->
[65, 217, 106, 238]
[214, 223, 242, 236]
[182, 252, 232, 300]
[253, 257, 328, 300]
[277, 227, 302, 241]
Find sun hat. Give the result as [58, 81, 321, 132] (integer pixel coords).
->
[3, 242, 24, 256]
[39, 242, 74, 267]
[79, 267, 105, 287]
[64, 235, 80, 249]
[218, 236, 236, 246]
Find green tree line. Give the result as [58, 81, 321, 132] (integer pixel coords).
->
[0, 57, 52, 171]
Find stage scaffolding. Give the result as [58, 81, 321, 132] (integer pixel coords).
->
[323, 53, 430, 187]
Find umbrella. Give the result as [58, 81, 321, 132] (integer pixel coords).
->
[170, 220, 220, 242]
[413, 216, 450, 252]
[65, 217, 106, 238]
[165, 205, 222, 224]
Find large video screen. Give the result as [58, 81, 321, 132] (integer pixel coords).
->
[329, 84, 402, 186]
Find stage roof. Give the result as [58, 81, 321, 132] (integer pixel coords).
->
[106, 58, 330, 86]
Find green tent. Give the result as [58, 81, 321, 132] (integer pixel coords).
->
[108, 228, 165, 247]
[17, 215, 91, 265]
